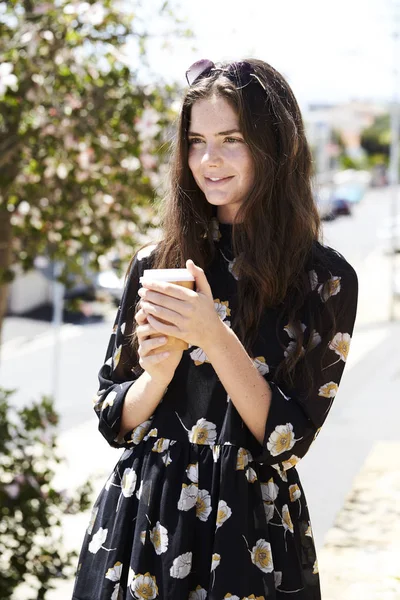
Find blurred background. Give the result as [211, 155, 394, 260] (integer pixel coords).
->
[1, 1, 400, 598]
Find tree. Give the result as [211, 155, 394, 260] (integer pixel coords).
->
[360, 113, 391, 163]
[0, 0, 187, 343]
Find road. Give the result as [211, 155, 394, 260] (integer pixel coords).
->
[1, 184, 400, 553]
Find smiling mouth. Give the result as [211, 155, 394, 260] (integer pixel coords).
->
[204, 176, 233, 184]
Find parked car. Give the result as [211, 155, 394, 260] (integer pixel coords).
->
[332, 197, 352, 217]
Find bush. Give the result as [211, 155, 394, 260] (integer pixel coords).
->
[0, 387, 93, 600]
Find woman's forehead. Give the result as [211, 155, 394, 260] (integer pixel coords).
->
[189, 96, 240, 133]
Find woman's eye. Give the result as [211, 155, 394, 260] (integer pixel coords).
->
[188, 137, 203, 145]
[225, 137, 243, 143]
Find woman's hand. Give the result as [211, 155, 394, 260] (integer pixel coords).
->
[135, 308, 184, 385]
[137, 259, 223, 351]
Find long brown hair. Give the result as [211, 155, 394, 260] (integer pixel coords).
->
[132, 58, 332, 386]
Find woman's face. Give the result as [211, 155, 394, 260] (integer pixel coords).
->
[187, 95, 255, 224]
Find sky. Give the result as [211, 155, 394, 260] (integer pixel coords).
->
[136, 0, 400, 109]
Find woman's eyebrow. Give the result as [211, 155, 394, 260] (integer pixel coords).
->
[187, 128, 242, 137]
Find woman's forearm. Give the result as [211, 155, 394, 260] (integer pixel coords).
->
[120, 371, 169, 437]
[204, 321, 272, 445]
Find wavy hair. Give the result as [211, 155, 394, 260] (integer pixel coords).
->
[131, 58, 333, 387]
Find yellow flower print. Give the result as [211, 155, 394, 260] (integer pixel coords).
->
[305, 524, 313, 538]
[313, 559, 319, 574]
[289, 484, 301, 502]
[329, 332, 351, 362]
[267, 423, 296, 456]
[152, 438, 169, 453]
[318, 275, 341, 302]
[101, 390, 117, 410]
[105, 561, 122, 582]
[253, 356, 269, 375]
[189, 346, 211, 366]
[196, 489, 212, 522]
[129, 420, 152, 445]
[314, 427, 322, 440]
[243, 596, 266, 600]
[177, 483, 198, 511]
[250, 539, 274, 573]
[113, 345, 122, 369]
[282, 504, 294, 533]
[212, 445, 220, 462]
[150, 521, 168, 555]
[236, 447, 249, 470]
[129, 571, 159, 599]
[211, 553, 221, 571]
[271, 463, 288, 482]
[216, 499, 232, 529]
[143, 428, 158, 441]
[245, 467, 258, 483]
[186, 463, 198, 483]
[169, 551, 192, 579]
[284, 322, 306, 340]
[189, 586, 207, 600]
[188, 418, 217, 445]
[281, 455, 300, 470]
[318, 382, 338, 398]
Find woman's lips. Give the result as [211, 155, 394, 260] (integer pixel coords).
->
[204, 176, 233, 186]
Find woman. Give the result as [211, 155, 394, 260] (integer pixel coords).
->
[72, 59, 358, 600]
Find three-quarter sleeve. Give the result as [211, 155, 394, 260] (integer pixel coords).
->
[93, 245, 156, 448]
[252, 253, 358, 469]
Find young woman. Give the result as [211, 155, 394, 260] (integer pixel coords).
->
[72, 59, 358, 600]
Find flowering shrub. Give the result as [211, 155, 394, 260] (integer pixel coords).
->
[0, 388, 92, 599]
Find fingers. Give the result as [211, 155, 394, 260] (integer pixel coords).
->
[136, 322, 160, 342]
[138, 334, 168, 360]
[135, 308, 148, 325]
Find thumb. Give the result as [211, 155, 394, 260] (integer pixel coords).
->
[186, 259, 212, 295]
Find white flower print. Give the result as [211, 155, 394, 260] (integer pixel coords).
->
[264, 502, 274, 522]
[120, 322, 126, 335]
[105, 472, 115, 491]
[289, 484, 301, 502]
[329, 332, 351, 362]
[186, 463, 198, 483]
[121, 468, 137, 498]
[250, 539, 274, 573]
[216, 499, 232, 529]
[227, 256, 239, 280]
[313, 559, 319, 574]
[87, 505, 98, 534]
[318, 381, 338, 398]
[211, 553, 221, 571]
[169, 551, 192, 579]
[309, 269, 318, 291]
[261, 478, 279, 502]
[245, 467, 258, 483]
[282, 504, 294, 533]
[189, 586, 207, 600]
[281, 455, 300, 470]
[196, 489, 212, 522]
[188, 418, 217, 445]
[140, 530, 146, 545]
[177, 483, 198, 511]
[161, 452, 172, 466]
[121, 448, 134, 461]
[210, 217, 221, 241]
[274, 570, 283, 589]
[267, 423, 296, 456]
[236, 447, 249, 470]
[102, 390, 117, 410]
[318, 275, 341, 302]
[309, 330, 322, 349]
[105, 561, 122, 582]
[152, 438, 170, 453]
[111, 583, 123, 600]
[127, 567, 135, 588]
[189, 346, 210, 365]
[305, 523, 313, 538]
[284, 322, 306, 339]
[129, 420, 152, 445]
[150, 521, 168, 555]
[130, 572, 158, 599]
[88, 527, 108, 554]
[143, 428, 158, 441]
[253, 356, 269, 375]
[223, 595, 240, 600]
[212, 445, 220, 462]
[284, 340, 305, 359]
[136, 479, 143, 500]
[214, 298, 231, 322]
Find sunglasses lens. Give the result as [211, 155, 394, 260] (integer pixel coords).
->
[185, 59, 214, 85]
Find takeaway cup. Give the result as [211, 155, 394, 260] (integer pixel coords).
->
[139, 268, 195, 354]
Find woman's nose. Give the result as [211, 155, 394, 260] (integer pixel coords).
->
[201, 144, 222, 167]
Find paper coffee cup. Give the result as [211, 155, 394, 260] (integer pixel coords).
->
[139, 268, 195, 354]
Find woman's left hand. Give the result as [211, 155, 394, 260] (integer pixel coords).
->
[138, 259, 223, 351]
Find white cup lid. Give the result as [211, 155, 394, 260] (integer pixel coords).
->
[139, 268, 195, 282]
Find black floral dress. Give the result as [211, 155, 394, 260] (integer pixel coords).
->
[72, 217, 358, 600]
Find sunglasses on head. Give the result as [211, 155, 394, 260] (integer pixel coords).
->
[185, 59, 267, 93]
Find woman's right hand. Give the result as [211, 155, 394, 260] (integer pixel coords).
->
[135, 308, 183, 385]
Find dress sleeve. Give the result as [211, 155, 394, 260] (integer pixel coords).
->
[93, 246, 156, 448]
[252, 257, 358, 469]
